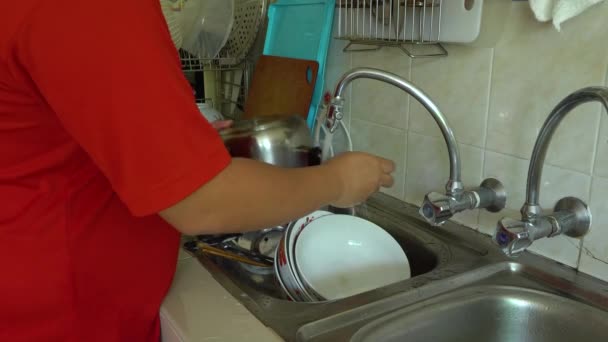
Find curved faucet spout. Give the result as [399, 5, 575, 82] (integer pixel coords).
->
[332, 67, 462, 195]
[330, 67, 507, 226]
[497, 86, 608, 257]
[522, 87, 608, 219]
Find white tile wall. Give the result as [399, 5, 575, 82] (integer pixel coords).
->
[350, 119, 407, 200]
[351, 49, 411, 129]
[409, 46, 493, 148]
[325, 2, 608, 281]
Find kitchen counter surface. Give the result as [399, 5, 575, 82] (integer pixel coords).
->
[160, 246, 283, 342]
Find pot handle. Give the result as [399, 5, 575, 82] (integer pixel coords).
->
[308, 147, 322, 166]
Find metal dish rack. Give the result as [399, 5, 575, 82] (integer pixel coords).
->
[180, 51, 253, 120]
[335, 0, 447, 58]
[179, 0, 267, 120]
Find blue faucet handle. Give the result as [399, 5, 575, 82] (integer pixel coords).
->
[419, 192, 454, 226]
[494, 217, 532, 257]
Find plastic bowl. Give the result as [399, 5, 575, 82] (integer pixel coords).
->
[294, 215, 411, 300]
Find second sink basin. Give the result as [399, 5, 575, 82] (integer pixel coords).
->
[296, 260, 608, 341]
[351, 285, 608, 342]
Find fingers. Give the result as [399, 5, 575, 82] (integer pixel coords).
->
[378, 157, 395, 173]
[372, 156, 394, 188]
[380, 174, 394, 188]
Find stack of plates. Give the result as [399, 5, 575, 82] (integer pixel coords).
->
[274, 211, 411, 302]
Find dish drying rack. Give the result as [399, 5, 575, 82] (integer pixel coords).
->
[179, 0, 267, 120]
[180, 51, 253, 120]
[335, 0, 448, 58]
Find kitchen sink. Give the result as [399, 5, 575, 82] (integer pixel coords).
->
[202, 201, 448, 300]
[186, 193, 608, 341]
[348, 285, 608, 342]
[297, 260, 608, 341]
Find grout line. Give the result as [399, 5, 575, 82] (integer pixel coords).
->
[403, 52, 412, 202]
[402, 57, 413, 203]
[583, 107, 604, 268]
[575, 231, 585, 268]
[605, 58, 608, 87]
[352, 117, 407, 133]
[482, 142, 595, 176]
[476, 47, 493, 226]
[484, 146, 529, 162]
[401, 131, 408, 201]
[406, 131, 482, 152]
[405, 128, 486, 149]
[544, 162, 593, 179]
[406, 56, 413, 134]
[594, 63, 608, 167]
[346, 51, 353, 131]
[481, 48, 495, 193]
[578, 61, 608, 268]
[483, 145, 598, 181]
[543, 162, 593, 176]
[337, 49, 354, 132]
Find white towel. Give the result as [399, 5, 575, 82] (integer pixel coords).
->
[529, 0, 606, 31]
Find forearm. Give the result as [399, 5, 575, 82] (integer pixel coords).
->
[159, 158, 341, 235]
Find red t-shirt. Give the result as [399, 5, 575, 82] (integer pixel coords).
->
[0, 1, 231, 341]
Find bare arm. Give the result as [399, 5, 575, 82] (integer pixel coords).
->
[159, 153, 395, 235]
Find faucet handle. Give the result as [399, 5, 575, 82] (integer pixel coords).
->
[494, 218, 532, 257]
[326, 97, 345, 133]
[419, 192, 454, 226]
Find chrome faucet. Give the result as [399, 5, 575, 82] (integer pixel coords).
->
[495, 87, 608, 257]
[328, 67, 507, 225]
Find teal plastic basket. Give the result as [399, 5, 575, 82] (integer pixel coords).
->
[263, 0, 336, 129]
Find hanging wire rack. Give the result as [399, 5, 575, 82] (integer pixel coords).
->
[335, 0, 447, 58]
[179, 0, 267, 120]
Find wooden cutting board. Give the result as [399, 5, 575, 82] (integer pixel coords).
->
[244, 55, 319, 120]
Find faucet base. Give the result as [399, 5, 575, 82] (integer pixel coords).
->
[553, 197, 591, 238]
[479, 178, 507, 213]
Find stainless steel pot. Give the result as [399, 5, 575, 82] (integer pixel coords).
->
[219, 115, 321, 167]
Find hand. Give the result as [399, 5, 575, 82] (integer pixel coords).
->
[324, 152, 395, 208]
[211, 120, 233, 130]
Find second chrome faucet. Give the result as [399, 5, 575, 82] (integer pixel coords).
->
[494, 87, 608, 257]
[328, 67, 507, 226]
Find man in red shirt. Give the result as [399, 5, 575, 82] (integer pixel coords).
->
[0, 1, 394, 341]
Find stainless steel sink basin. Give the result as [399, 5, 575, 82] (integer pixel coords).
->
[296, 261, 608, 341]
[185, 193, 608, 341]
[351, 286, 608, 342]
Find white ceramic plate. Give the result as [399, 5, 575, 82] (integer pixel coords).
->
[287, 211, 333, 299]
[283, 210, 333, 301]
[286, 210, 334, 262]
[294, 214, 411, 300]
[274, 237, 307, 301]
